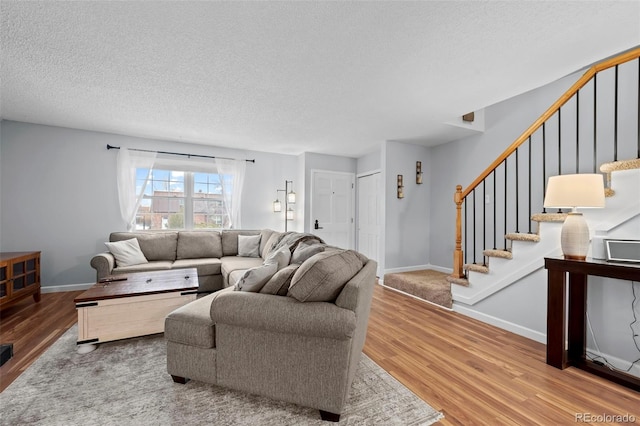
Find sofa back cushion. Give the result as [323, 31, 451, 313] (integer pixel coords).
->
[176, 231, 223, 259]
[110, 232, 178, 261]
[260, 264, 300, 296]
[287, 249, 364, 302]
[221, 230, 261, 256]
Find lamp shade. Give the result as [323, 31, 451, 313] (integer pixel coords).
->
[543, 174, 605, 209]
[543, 173, 605, 260]
[273, 199, 282, 212]
[287, 190, 296, 204]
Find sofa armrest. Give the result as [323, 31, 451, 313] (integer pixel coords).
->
[90, 252, 116, 280]
[210, 292, 356, 340]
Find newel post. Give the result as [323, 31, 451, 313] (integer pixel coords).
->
[452, 185, 464, 279]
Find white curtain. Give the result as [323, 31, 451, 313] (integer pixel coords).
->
[215, 158, 246, 229]
[117, 148, 157, 231]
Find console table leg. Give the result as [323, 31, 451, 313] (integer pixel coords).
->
[567, 272, 587, 364]
[547, 269, 567, 368]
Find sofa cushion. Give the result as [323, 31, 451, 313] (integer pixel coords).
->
[165, 291, 224, 349]
[172, 258, 222, 276]
[234, 262, 278, 292]
[291, 242, 325, 265]
[260, 264, 300, 296]
[259, 229, 276, 257]
[110, 232, 178, 261]
[176, 231, 223, 259]
[221, 256, 264, 286]
[238, 235, 261, 257]
[105, 238, 148, 267]
[264, 246, 291, 270]
[221, 230, 261, 256]
[287, 250, 364, 302]
[228, 270, 246, 287]
[113, 260, 173, 275]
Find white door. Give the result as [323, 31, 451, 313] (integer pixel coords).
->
[357, 172, 380, 261]
[310, 170, 355, 248]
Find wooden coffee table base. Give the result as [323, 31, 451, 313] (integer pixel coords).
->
[75, 269, 199, 352]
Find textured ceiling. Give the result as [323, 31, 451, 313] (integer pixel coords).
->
[1, 1, 639, 158]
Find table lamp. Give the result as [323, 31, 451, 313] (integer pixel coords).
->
[543, 174, 605, 260]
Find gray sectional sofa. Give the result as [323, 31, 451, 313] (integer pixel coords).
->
[91, 229, 301, 293]
[90, 228, 377, 421]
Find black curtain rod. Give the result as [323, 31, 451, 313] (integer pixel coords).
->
[106, 144, 255, 163]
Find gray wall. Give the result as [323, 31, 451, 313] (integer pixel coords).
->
[429, 72, 578, 269]
[0, 120, 297, 287]
[384, 140, 431, 270]
[356, 149, 381, 175]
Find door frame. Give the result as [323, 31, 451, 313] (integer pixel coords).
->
[356, 169, 382, 274]
[309, 169, 356, 249]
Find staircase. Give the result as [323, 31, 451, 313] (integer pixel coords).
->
[448, 47, 640, 303]
[452, 162, 640, 305]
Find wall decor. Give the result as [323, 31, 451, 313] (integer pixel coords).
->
[416, 161, 423, 184]
[397, 175, 404, 199]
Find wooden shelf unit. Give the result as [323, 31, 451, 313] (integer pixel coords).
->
[0, 252, 41, 311]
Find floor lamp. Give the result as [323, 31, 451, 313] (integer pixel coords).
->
[273, 180, 295, 232]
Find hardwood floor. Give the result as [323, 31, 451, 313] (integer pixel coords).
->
[1, 285, 639, 424]
[0, 290, 82, 392]
[364, 285, 640, 425]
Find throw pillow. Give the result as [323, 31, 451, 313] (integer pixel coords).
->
[287, 249, 364, 302]
[291, 242, 325, 264]
[234, 262, 278, 292]
[260, 264, 300, 296]
[237, 234, 261, 257]
[105, 238, 148, 267]
[264, 246, 291, 270]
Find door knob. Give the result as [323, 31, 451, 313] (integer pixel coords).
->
[314, 220, 323, 230]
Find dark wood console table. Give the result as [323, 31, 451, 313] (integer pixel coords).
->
[544, 256, 640, 392]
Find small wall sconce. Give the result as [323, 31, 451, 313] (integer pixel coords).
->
[416, 161, 423, 184]
[397, 175, 404, 199]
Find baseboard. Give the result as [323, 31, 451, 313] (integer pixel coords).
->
[41, 283, 94, 293]
[452, 302, 546, 344]
[383, 264, 452, 275]
[426, 264, 453, 274]
[585, 347, 640, 379]
[378, 282, 453, 311]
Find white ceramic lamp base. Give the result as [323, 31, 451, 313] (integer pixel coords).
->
[560, 212, 590, 260]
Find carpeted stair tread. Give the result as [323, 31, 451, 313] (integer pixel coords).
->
[599, 158, 639, 198]
[505, 233, 540, 242]
[483, 249, 513, 259]
[383, 270, 452, 308]
[531, 213, 567, 222]
[446, 275, 469, 286]
[464, 263, 489, 274]
[599, 158, 640, 173]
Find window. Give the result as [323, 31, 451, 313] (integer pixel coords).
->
[135, 168, 228, 230]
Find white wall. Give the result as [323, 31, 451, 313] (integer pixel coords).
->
[0, 120, 298, 287]
[383, 140, 431, 270]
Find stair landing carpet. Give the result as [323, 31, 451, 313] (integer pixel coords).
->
[0, 325, 443, 425]
[383, 270, 452, 309]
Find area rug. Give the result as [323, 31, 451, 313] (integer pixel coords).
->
[383, 270, 452, 309]
[0, 325, 443, 425]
